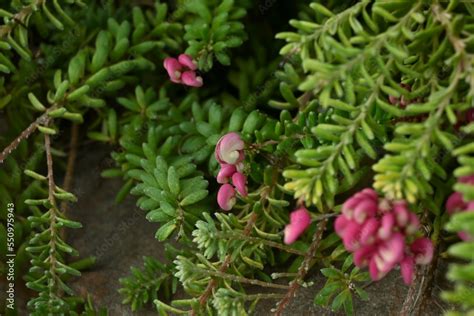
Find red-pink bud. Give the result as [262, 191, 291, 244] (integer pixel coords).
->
[217, 164, 236, 184]
[215, 132, 245, 165]
[400, 255, 415, 285]
[181, 70, 203, 87]
[354, 245, 376, 267]
[360, 218, 379, 245]
[163, 57, 182, 83]
[217, 184, 236, 211]
[178, 54, 197, 70]
[405, 212, 420, 235]
[378, 213, 395, 240]
[369, 257, 385, 281]
[393, 201, 409, 227]
[334, 215, 351, 237]
[353, 199, 377, 223]
[284, 208, 311, 245]
[342, 221, 362, 251]
[446, 192, 465, 215]
[378, 233, 404, 270]
[232, 172, 248, 197]
[410, 237, 433, 265]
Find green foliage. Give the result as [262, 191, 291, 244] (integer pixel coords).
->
[2, 0, 474, 315]
[315, 256, 369, 315]
[119, 256, 176, 311]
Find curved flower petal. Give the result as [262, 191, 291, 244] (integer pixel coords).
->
[217, 164, 236, 184]
[178, 54, 197, 70]
[284, 207, 311, 245]
[215, 132, 245, 164]
[163, 57, 182, 83]
[410, 237, 433, 265]
[232, 172, 248, 197]
[217, 184, 236, 211]
[181, 70, 203, 87]
[400, 255, 415, 285]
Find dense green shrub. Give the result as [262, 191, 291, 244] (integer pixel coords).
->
[0, 0, 473, 315]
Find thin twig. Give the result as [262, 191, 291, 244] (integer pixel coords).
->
[0, 111, 49, 164]
[272, 218, 328, 316]
[0, 0, 46, 38]
[215, 231, 306, 256]
[193, 212, 258, 315]
[44, 124, 61, 301]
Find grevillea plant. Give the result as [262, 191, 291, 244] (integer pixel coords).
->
[1, 0, 474, 315]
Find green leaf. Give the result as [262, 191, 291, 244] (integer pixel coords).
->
[155, 221, 177, 241]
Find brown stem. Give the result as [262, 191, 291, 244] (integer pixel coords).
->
[272, 218, 328, 316]
[0, 0, 45, 38]
[193, 212, 258, 315]
[0, 112, 49, 164]
[400, 244, 439, 316]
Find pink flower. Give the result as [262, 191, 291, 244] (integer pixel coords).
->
[354, 245, 376, 267]
[446, 192, 465, 215]
[181, 70, 203, 87]
[335, 188, 432, 285]
[377, 233, 405, 270]
[342, 221, 362, 251]
[163, 57, 182, 83]
[410, 237, 434, 265]
[359, 218, 379, 245]
[232, 172, 247, 197]
[215, 132, 245, 165]
[378, 213, 395, 240]
[178, 54, 197, 70]
[217, 184, 236, 211]
[284, 207, 312, 245]
[163, 54, 203, 87]
[217, 164, 236, 184]
[400, 256, 415, 285]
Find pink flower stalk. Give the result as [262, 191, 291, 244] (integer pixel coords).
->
[163, 54, 202, 87]
[335, 188, 434, 285]
[215, 132, 245, 165]
[232, 172, 248, 197]
[217, 184, 236, 211]
[284, 207, 312, 245]
[446, 175, 474, 241]
[217, 164, 236, 184]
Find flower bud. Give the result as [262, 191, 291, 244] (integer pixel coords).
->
[410, 237, 433, 265]
[232, 172, 248, 197]
[181, 70, 203, 87]
[215, 132, 245, 165]
[217, 184, 236, 211]
[178, 54, 197, 70]
[163, 57, 182, 83]
[284, 207, 311, 245]
[217, 164, 236, 184]
[400, 255, 415, 285]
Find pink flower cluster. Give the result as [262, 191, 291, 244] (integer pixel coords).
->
[284, 207, 312, 245]
[446, 175, 474, 241]
[163, 54, 203, 87]
[335, 189, 433, 285]
[215, 133, 247, 211]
